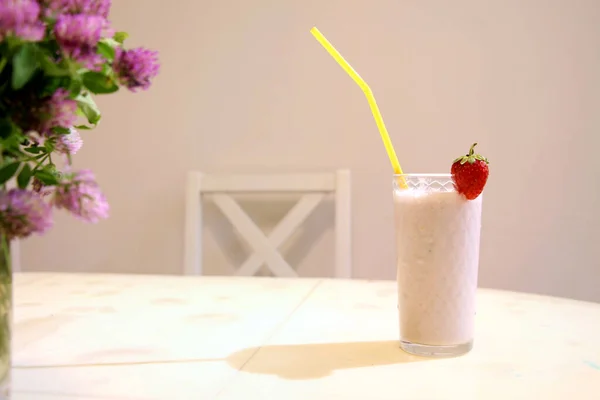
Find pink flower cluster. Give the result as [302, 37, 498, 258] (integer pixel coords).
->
[0, 189, 53, 240]
[1, 0, 160, 86]
[1, 169, 111, 239]
[53, 170, 109, 223]
[54, 14, 107, 69]
[55, 127, 83, 155]
[0, 0, 160, 241]
[114, 47, 160, 92]
[44, 0, 112, 18]
[0, 0, 45, 41]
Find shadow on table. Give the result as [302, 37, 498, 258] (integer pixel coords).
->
[226, 340, 431, 380]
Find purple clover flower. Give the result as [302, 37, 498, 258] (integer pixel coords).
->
[0, 0, 45, 41]
[72, 0, 111, 17]
[0, 189, 53, 240]
[40, 88, 78, 135]
[113, 47, 160, 92]
[43, 0, 111, 17]
[54, 14, 107, 69]
[54, 127, 83, 155]
[6, 88, 77, 137]
[53, 170, 109, 223]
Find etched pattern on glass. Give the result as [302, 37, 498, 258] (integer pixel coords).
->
[393, 174, 456, 194]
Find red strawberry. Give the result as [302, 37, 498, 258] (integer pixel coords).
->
[451, 143, 489, 200]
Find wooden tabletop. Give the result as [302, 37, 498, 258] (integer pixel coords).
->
[12, 272, 600, 399]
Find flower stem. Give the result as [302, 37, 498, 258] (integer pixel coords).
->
[32, 154, 50, 172]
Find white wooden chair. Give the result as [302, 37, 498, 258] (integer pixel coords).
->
[184, 171, 351, 278]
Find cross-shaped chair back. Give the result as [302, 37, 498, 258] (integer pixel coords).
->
[184, 170, 351, 278]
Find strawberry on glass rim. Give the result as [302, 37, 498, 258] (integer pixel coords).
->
[451, 143, 489, 200]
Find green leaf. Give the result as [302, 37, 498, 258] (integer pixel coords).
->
[34, 170, 59, 186]
[74, 124, 92, 130]
[0, 120, 13, 139]
[82, 71, 119, 94]
[12, 44, 39, 90]
[69, 76, 83, 97]
[0, 128, 25, 152]
[24, 146, 45, 154]
[101, 38, 120, 48]
[0, 162, 20, 185]
[44, 139, 55, 153]
[113, 31, 129, 44]
[39, 76, 71, 98]
[37, 52, 70, 77]
[98, 64, 108, 75]
[51, 126, 71, 135]
[17, 164, 32, 189]
[97, 41, 115, 61]
[0, 57, 7, 75]
[75, 93, 101, 125]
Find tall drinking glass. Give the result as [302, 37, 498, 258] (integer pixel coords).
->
[393, 174, 483, 357]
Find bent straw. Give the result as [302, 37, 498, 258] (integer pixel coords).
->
[310, 27, 406, 187]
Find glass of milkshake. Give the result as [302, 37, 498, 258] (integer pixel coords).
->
[308, 26, 489, 357]
[393, 173, 483, 357]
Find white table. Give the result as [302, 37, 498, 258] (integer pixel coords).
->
[11, 273, 600, 399]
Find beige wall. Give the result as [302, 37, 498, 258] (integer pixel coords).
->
[22, 0, 600, 301]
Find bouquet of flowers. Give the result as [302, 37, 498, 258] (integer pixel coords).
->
[0, 0, 159, 256]
[0, 1, 159, 394]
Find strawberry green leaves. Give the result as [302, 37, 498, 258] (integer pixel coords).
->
[452, 143, 489, 165]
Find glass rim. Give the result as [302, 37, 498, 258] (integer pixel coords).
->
[393, 173, 452, 177]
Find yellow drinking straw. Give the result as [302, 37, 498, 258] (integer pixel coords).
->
[310, 27, 407, 187]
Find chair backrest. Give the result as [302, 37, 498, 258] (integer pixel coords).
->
[184, 170, 351, 278]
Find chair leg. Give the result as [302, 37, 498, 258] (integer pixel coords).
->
[184, 172, 203, 275]
[335, 169, 352, 278]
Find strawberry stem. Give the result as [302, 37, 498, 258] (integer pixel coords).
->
[468, 143, 478, 156]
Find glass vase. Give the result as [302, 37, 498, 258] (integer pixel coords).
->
[0, 235, 11, 399]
